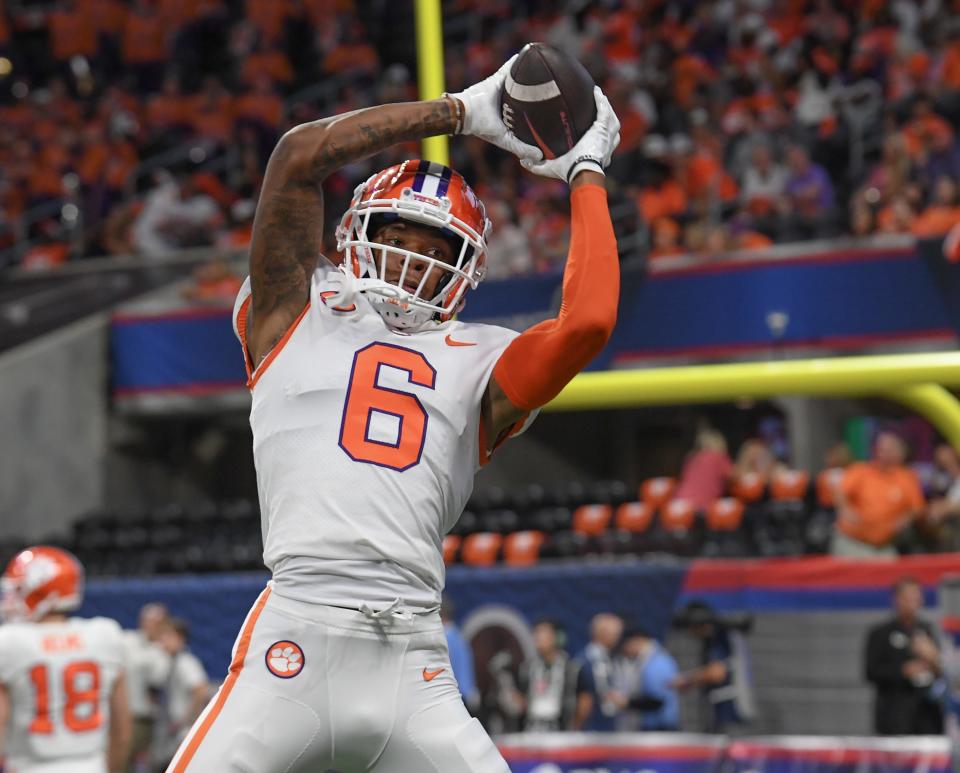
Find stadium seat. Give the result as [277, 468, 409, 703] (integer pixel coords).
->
[706, 498, 745, 531]
[757, 470, 812, 557]
[503, 530, 545, 566]
[770, 469, 811, 501]
[614, 501, 655, 533]
[442, 534, 461, 565]
[704, 498, 751, 558]
[655, 499, 702, 556]
[572, 504, 613, 536]
[606, 501, 655, 555]
[731, 472, 766, 503]
[640, 477, 676, 509]
[461, 532, 503, 566]
[816, 467, 845, 508]
[660, 499, 696, 531]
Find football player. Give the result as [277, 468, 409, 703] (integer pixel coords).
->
[168, 53, 620, 773]
[0, 547, 131, 773]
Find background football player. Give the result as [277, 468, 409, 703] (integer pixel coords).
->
[0, 546, 132, 773]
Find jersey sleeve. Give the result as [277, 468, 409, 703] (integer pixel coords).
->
[232, 276, 254, 380]
[457, 321, 540, 467]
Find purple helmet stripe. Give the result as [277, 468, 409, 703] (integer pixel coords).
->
[411, 160, 430, 192]
[436, 165, 454, 198]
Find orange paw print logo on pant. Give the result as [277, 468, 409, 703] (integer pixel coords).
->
[265, 640, 304, 678]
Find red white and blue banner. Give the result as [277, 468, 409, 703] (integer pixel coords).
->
[497, 733, 951, 773]
[109, 239, 960, 400]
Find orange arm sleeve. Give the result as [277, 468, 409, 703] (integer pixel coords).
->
[492, 184, 619, 412]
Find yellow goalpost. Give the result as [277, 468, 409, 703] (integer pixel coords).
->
[546, 353, 960, 451]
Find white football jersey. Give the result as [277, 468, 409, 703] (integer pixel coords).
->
[0, 617, 125, 766]
[233, 266, 530, 611]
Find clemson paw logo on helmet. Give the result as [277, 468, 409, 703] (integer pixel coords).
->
[265, 640, 304, 678]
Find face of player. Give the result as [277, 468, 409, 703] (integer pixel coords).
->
[370, 221, 456, 300]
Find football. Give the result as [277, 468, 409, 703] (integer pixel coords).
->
[499, 43, 597, 160]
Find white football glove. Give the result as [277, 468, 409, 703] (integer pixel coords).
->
[446, 55, 543, 164]
[520, 86, 621, 182]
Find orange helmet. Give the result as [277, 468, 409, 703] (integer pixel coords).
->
[336, 160, 491, 330]
[1, 546, 84, 622]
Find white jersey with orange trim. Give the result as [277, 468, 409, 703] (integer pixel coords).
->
[232, 265, 534, 612]
[0, 616, 125, 769]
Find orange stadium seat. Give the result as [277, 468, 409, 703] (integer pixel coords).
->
[614, 501, 655, 533]
[461, 533, 503, 567]
[442, 534, 461, 566]
[572, 504, 613, 536]
[816, 467, 845, 508]
[640, 477, 676, 509]
[706, 498, 745, 531]
[731, 471, 766, 503]
[770, 469, 811, 501]
[503, 530, 545, 566]
[661, 499, 696, 531]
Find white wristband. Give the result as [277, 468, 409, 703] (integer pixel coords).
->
[567, 158, 605, 183]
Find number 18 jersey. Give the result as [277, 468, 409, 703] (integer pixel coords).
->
[233, 267, 527, 612]
[0, 616, 125, 768]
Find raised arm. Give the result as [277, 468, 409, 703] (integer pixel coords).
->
[246, 99, 458, 365]
[484, 89, 621, 446]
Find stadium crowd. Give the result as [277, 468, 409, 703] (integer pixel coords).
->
[2, 0, 960, 273]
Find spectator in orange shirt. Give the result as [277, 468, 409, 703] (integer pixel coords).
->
[877, 195, 917, 234]
[145, 73, 191, 148]
[47, 0, 99, 70]
[901, 97, 954, 160]
[913, 177, 960, 237]
[188, 77, 234, 147]
[234, 74, 284, 135]
[648, 217, 684, 261]
[832, 432, 925, 557]
[121, 0, 168, 91]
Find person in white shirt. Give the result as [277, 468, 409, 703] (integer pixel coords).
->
[155, 618, 209, 770]
[123, 603, 171, 773]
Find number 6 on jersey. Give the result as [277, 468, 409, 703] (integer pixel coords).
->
[339, 343, 437, 471]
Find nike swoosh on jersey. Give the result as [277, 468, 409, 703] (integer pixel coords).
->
[422, 667, 445, 681]
[444, 334, 477, 347]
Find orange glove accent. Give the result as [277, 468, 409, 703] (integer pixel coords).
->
[492, 184, 619, 411]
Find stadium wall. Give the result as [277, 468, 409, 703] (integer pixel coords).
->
[79, 556, 960, 737]
[0, 315, 109, 540]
